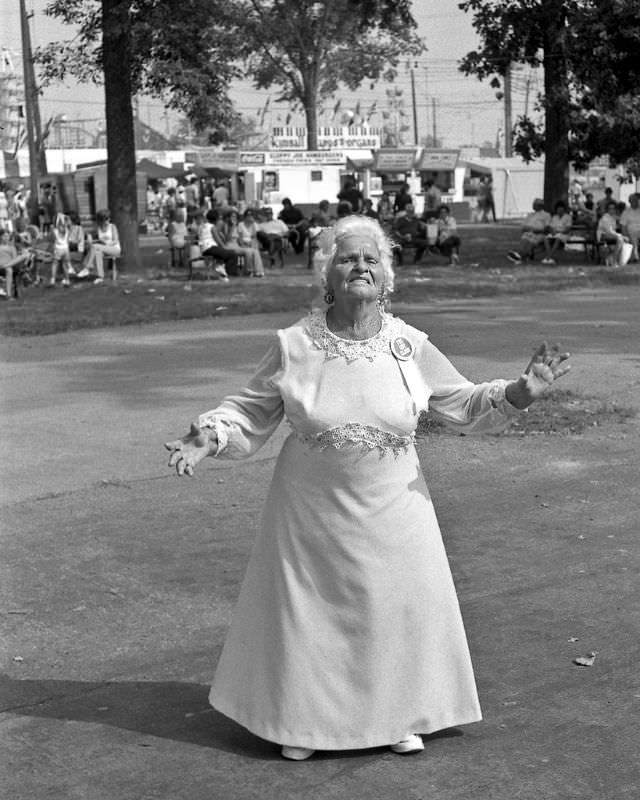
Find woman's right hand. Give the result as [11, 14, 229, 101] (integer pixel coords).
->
[164, 423, 216, 477]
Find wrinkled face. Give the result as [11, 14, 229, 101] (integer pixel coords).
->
[328, 233, 384, 305]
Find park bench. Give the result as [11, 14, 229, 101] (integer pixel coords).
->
[565, 224, 601, 263]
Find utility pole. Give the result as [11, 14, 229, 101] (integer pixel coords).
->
[409, 65, 418, 146]
[19, 0, 40, 222]
[431, 98, 437, 147]
[504, 63, 513, 157]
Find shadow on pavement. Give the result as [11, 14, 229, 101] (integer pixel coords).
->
[1, 674, 464, 762]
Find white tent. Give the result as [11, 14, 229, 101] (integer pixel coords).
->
[464, 157, 545, 218]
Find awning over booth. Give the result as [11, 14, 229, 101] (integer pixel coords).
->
[137, 158, 182, 179]
[372, 149, 417, 172]
[346, 156, 374, 171]
[461, 159, 493, 175]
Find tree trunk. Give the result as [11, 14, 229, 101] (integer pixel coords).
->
[102, 0, 140, 271]
[304, 87, 319, 151]
[542, 0, 569, 210]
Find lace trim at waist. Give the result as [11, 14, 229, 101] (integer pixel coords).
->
[289, 421, 415, 456]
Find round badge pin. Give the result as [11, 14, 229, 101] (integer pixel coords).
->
[390, 336, 414, 361]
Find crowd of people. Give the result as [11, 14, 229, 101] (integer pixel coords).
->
[507, 190, 639, 267]
[2, 173, 638, 299]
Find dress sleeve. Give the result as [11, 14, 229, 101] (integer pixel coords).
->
[198, 336, 285, 459]
[418, 338, 519, 434]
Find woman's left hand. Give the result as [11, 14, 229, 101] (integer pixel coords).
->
[507, 342, 571, 408]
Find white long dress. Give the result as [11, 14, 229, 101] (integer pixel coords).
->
[199, 309, 517, 750]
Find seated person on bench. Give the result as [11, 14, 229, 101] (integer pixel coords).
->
[0, 228, 29, 298]
[507, 198, 551, 263]
[392, 204, 429, 265]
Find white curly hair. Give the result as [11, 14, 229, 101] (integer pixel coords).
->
[313, 215, 395, 299]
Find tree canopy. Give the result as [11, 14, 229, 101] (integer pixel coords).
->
[220, 0, 425, 149]
[459, 0, 640, 195]
[36, 0, 240, 137]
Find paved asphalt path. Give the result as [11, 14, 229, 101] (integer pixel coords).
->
[1, 287, 639, 799]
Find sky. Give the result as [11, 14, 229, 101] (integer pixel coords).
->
[0, 0, 542, 149]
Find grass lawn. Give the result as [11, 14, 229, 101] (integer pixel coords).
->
[2, 223, 638, 336]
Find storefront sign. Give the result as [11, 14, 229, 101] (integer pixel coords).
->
[373, 149, 417, 172]
[186, 148, 239, 169]
[239, 152, 267, 166]
[270, 127, 382, 151]
[417, 149, 459, 171]
[265, 150, 346, 166]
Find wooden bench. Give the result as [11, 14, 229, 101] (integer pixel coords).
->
[565, 225, 601, 263]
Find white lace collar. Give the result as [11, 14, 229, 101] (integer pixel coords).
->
[303, 308, 402, 362]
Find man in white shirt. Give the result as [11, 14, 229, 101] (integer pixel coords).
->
[256, 208, 288, 268]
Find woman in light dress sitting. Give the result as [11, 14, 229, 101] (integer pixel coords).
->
[78, 209, 121, 284]
[226, 208, 264, 277]
[542, 200, 573, 264]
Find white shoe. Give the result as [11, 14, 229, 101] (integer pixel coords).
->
[390, 734, 424, 754]
[77, 267, 90, 278]
[281, 745, 315, 761]
[67, 265, 76, 276]
[214, 264, 228, 278]
[62, 279, 70, 287]
[93, 277, 103, 285]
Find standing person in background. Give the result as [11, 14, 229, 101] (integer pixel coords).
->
[435, 204, 461, 266]
[166, 208, 188, 269]
[393, 183, 412, 215]
[213, 181, 230, 209]
[184, 176, 201, 225]
[482, 177, 497, 222]
[48, 213, 73, 287]
[78, 209, 121, 284]
[423, 180, 442, 220]
[337, 177, 363, 214]
[162, 187, 177, 223]
[596, 187, 614, 217]
[620, 194, 640, 262]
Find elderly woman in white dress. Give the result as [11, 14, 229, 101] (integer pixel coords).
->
[165, 215, 570, 760]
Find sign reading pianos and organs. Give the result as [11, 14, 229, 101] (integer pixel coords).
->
[270, 127, 381, 151]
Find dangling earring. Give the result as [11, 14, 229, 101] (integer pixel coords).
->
[324, 289, 334, 305]
[377, 285, 386, 313]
